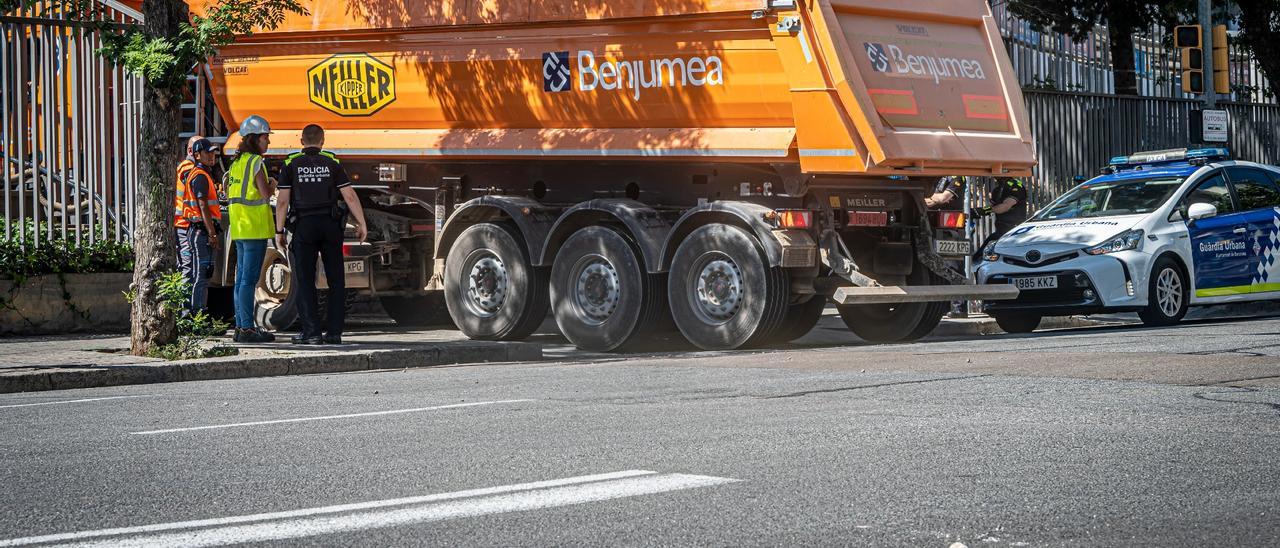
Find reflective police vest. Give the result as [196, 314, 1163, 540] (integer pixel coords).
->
[225, 153, 274, 240]
[174, 164, 222, 229]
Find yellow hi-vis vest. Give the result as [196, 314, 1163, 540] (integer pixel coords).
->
[226, 153, 274, 240]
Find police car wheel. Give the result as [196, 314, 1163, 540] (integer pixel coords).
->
[443, 223, 549, 341]
[1139, 256, 1189, 326]
[550, 226, 663, 352]
[668, 223, 788, 351]
[992, 313, 1041, 334]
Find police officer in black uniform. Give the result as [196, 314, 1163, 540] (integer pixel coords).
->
[972, 177, 1028, 261]
[924, 175, 965, 209]
[275, 124, 369, 344]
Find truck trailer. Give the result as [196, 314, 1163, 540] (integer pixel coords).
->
[197, 0, 1034, 351]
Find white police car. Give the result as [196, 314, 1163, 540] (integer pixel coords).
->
[976, 148, 1280, 333]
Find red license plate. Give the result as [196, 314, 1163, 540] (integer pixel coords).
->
[848, 211, 888, 227]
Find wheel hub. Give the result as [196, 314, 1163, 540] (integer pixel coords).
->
[694, 258, 743, 322]
[466, 254, 508, 317]
[1157, 268, 1182, 317]
[574, 256, 619, 324]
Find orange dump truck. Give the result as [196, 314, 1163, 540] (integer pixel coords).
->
[200, 0, 1035, 350]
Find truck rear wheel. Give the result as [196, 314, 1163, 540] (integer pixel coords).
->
[444, 223, 549, 341]
[550, 226, 664, 352]
[380, 293, 454, 327]
[837, 266, 946, 343]
[771, 296, 828, 343]
[668, 224, 788, 350]
[992, 312, 1041, 334]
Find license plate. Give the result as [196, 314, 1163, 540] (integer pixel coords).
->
[935, 239, 972, 255]
[848, 211, 889, 227]
[1012, 275, 1057, 290]
[345, 260, 365, 274]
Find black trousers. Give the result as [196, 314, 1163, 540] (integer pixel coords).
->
[290, 215, 345, 337]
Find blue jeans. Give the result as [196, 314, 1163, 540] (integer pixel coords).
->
[233, 239, 268, 329]
[178, 226, 212, 313]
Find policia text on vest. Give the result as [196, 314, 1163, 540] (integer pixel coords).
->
[275, 124, 369, 345]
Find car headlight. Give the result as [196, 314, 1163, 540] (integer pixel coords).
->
[1084, 229, 1144, 255]
[982, 241, 999, 262]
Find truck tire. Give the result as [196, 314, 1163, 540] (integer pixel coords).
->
[444, 223, 549, 341]
[380, 293, 454, 327]
[550, 226, 664, 352]
[837, 266, 946, 343]
[255, 246, 299, 331]
[1138, 256, 1189, 326]
[992, 312, 1041, 334]
[771, 296, 828, 343]
[667, 223, 788, 350]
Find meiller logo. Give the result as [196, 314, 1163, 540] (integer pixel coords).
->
[575, 51, 724, 100]
[864, 42, 987, 85]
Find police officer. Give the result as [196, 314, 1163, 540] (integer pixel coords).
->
[174, 138, 222, 313]
[924, 175, 965, 209]
[972, 177, 1028, 260]
[275, 124, 368, 345]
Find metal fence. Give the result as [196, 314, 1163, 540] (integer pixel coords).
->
[1, 1, 143, 247]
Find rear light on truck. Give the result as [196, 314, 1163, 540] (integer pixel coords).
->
[936, 211, 966, 229]
[772, 209, 812, 229]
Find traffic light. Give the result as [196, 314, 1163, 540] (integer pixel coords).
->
[1175, 25, 1203, 94]
[1212, 24, 1229, 95]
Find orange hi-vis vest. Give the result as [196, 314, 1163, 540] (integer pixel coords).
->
[174, 163, 222, 229]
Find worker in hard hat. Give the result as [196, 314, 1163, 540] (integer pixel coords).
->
[225, 115, 277, 343]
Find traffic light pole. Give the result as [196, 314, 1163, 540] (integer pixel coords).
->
[1200, 0, 1215, 108]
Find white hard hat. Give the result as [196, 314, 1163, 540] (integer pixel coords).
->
[238, 115, 271, 137]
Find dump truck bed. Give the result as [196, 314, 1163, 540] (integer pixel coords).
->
[201, 0, 1034, 176]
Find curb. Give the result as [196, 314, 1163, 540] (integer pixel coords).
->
[0, 342, 541, 394]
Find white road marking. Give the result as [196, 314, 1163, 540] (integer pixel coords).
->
[0, 471, 739, 547]
[0, 396, 149, 410]
[130, 399, 532, 435]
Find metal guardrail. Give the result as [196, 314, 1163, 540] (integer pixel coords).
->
[1, 2, 142, 246]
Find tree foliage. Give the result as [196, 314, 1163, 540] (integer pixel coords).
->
[1, 0, 305, 88]
[1004, 0, 1187, 96]
[1233, 0, 1280, 95]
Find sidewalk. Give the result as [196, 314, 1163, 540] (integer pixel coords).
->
[0, 326, 540, 394]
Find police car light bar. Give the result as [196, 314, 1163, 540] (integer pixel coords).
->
[1109, 147, 1231, 167]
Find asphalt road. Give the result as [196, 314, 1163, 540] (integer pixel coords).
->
[2, 314, 1279, 547]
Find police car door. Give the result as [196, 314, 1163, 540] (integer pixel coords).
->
[1179, 171, 1252, 299]
[1223, 167, 1280, 297]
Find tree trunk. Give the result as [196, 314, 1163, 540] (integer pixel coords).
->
[1108, 24, 1140, 96]
[129, 0, 190, 355]
[1236, 2, 1280, 100]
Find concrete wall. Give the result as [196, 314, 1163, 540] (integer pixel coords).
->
[0, 273, 132, 336]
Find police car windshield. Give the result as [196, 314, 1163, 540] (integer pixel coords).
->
[1031, 177, 1185, 221]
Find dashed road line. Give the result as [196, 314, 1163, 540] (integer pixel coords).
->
[130, 399, 533, 435]
[0, 470, 739, 547]
[0, 396, 150, 410]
